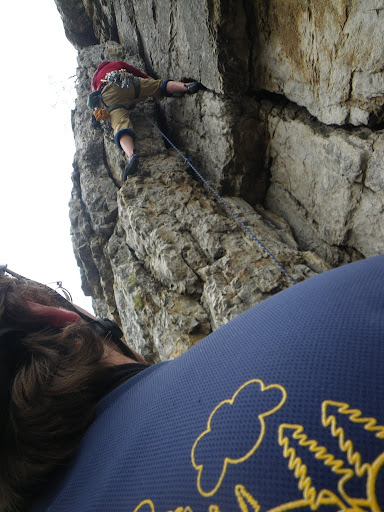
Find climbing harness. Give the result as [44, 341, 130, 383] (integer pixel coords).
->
[88, 70, 141, 124]
[143, 114, 297, 286]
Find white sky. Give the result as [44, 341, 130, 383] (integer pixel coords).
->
[0, 0, 93, 311]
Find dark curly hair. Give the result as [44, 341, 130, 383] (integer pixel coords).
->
[0, 276, 112, 511]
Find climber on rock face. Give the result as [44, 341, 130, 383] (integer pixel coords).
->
[89, 60, 200, 181]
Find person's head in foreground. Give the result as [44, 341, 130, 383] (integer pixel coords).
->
[1, 257, 383, 512]
[0, 266, 146, 511]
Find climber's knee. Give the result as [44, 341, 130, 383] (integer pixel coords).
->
[160, 79, 173, 97]
[138, 77, 163, 100]
[115, 128, 136, 150]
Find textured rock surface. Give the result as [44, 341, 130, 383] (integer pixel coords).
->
[263, 102, 384, 264]
[251, 0, 384, 126]
[55, 0, 384, 360]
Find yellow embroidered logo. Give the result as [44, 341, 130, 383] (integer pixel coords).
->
[133, 499, 155, 512]
[133, 398, 383, 512]
[191, 379, 287, 497]
[273, 401, 384, 512]
[235, 484, 261, 511]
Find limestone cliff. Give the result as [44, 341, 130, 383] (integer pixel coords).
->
[55, 0, 384, 362]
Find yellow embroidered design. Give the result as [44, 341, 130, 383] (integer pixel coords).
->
[367, 451, 384, 512]
[133, 400, 383, 512]
[322, 400, 384, 477]
[133, 499, 155, 512]
[191, 379, 287, 497]
[278, 423, 353, 509]
[235, 484, 261, 512]
[274, 401, 384, 512]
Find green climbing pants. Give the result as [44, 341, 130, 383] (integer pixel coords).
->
[101, 77, 163, 148]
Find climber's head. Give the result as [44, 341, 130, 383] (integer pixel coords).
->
[0, 265, 143, 511]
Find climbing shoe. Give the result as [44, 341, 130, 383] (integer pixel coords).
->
[123, 154, 139, 181]
[185, 81, 201, 94]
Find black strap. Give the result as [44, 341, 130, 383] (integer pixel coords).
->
[107, 104, 134, 113]
[100, 74, 141, 114]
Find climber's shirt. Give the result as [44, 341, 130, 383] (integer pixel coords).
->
[31, 255, 384, 512]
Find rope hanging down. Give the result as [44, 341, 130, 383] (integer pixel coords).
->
[144, 114, 297, 286]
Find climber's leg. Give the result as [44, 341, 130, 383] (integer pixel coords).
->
[106, 99, 136, 154]
[109, 109, 138, 180]
[119, 133, 139, 179]
[137, 77, 164, 100]
[119, 133, 135, 159]
[114, 128, 138, 180]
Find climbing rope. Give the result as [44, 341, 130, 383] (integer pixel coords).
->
[144, 114, 297, 286]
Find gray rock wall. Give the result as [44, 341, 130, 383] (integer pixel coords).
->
[251, 0, 384, 126]
[55, 0, 383, 360]
[263, 102, 384, 264]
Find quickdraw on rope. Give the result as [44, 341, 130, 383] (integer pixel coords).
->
[144, 113, 297, 286]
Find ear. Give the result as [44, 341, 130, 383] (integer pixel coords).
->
[26, 301, 82, 328]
